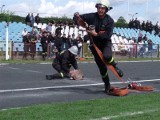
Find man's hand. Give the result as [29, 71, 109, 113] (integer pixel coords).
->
[87, 30, 98, 37]
[73, 12, 88, 28]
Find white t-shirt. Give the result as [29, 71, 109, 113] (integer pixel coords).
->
[22, 30, 28, 37]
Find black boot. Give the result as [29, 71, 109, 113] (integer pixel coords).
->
[113, 65, 123, 77]
[102, 75, 111, 93]
[42, 55, 45, 61]
[104, 83, 111, 93]
[46, 73, 64, 80]
[111, 62, 124, 77]
[46, 75, 54, 80]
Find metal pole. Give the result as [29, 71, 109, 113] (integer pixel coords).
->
[127, 0, 130, 22]
[5, 23, 9, 60]
[1, 5, 5, 13]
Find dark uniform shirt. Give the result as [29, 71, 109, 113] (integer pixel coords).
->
[23, 35, 31, 43]
[41, 36, 49, 45]
[54, 36, 63, 52]
[54, 50, 78, 73]
[79, 12, 114, 45]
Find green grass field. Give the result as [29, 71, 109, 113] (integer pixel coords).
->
[0, 93, 160, 120]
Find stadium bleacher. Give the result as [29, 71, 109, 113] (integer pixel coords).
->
[0, 22, 160, 52]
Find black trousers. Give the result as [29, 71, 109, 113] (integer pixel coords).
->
[42, 44, 48, 55]
[30, 43, 36, 55]
[89, 41, 115, 86]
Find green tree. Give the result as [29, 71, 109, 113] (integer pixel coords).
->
[0, 10, 14, 23]
[115, 16, 128, 28]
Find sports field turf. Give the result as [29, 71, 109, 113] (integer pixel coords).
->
[0, 92, 159, 120]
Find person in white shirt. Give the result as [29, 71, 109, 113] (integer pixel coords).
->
[22, 28, 28, 38]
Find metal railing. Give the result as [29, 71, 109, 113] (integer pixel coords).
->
[0, 41, 159, 60]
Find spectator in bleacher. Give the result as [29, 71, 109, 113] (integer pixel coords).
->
[132, 38, 137, 58]
[147, 21, 153, 34]
[35, 13, 41, 24]
[138, 30, 143, 41]
[54, 28, 63, 53]
[141, 21, 146, 31]
[76, 34, 83, 57]
[48, 32, 55, 43]
[21, 28, 28, 38]
[128, 19, 133, 28]
[30, 32, 37, 60]
[128, 38, 134, 58]
[145, 20, 151, 32]
[30, 27, 38, 36]
[158, 26, 160, 37]
[25, 13, 31, 26]
[30, 13, 35, 27]
[73, 0, 123, 93]
[46, 22, 52, 33]
[134, 18, 141, 29]
[40, 31, 50, 60]
[132, 19, 137, 29]
[71, 34, 78, 47]
[154, 22, 159, 35]
[61, 34, 71, 51]
[22, 32, 31, 60]
[138, 39, 145, 57]
[142, 34, 148, 41]
[51, 21, 56, 34]
[146, 39, 153, 56]
[47, 32, 55, 58]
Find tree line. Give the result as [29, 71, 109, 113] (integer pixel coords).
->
[0, 11, 128, 27]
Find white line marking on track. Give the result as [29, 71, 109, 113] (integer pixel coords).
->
[91, 109, 159, 120]
[0, 107, 26, 111]
[7, 67, 20, 70]
[26, 70, 42, 73]
[7, 66, 42, 73]
[0, 79, 160, 93]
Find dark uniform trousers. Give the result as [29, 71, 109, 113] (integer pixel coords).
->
[30, 42, 36, 59]
[42, 43, 48, 60]
[23, 43, 30, 59]
[89, 41, 115, 86]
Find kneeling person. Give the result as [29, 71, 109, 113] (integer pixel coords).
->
[46, 46, 79, 80]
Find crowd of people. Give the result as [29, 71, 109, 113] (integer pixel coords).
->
[25, 13, 41, 27]
[128, 18, 160, 36]
[22, 22, 83, 60]
[22, 16, 157, 60]
[127, 36, 154, 58]
[22, 12, 159, 61]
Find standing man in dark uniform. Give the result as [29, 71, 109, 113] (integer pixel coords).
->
[22, 32, 31, 60]
[54, 27, 63, 53]
[73, 0, 123, 93]
[30, 32, 37, 60]
[35, 13, 41, 24]
[41, 31, 50, 60]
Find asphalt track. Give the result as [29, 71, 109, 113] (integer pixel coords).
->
[0, 61, 160, 110]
